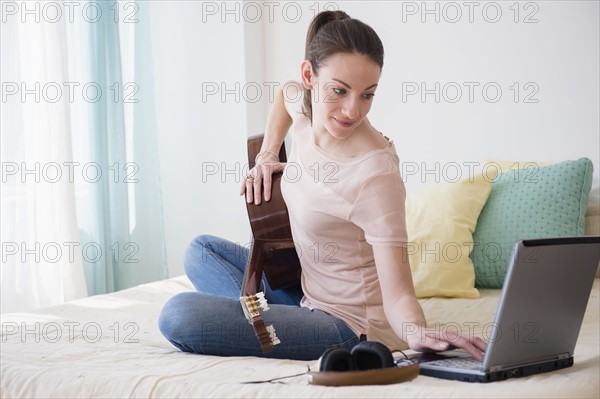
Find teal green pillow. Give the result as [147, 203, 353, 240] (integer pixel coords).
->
[471, 158, 594, 288]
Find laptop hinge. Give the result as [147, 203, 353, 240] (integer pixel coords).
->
[557, 353, 570, 360]
[490, 365, 502, 372]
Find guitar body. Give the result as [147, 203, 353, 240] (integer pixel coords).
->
[240, 134, 302, 353]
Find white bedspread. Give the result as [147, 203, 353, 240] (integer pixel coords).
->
[1, 276, 598, 398]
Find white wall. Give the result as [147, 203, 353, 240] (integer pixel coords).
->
[150, 1, 599, 277]
[264, 1, 600, 191]
[150, 2, 253, 277]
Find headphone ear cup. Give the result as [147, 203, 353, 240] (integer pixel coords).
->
[351, 341, 395, 371]
[319, 348, 355, 372]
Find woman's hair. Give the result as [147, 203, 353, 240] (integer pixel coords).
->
[302, 10, 384, 122]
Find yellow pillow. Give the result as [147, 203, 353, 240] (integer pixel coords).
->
[405, 169, 497, 298]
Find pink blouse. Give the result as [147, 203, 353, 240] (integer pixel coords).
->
[280, 109, 409, 350]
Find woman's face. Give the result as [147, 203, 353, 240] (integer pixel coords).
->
[302, 52, 381, 141]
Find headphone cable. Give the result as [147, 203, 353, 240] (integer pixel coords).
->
[241, 365, 311, 384]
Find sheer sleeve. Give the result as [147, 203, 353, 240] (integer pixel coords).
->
[349, 172, 408, 247]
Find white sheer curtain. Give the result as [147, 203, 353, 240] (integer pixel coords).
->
[1, 1, 167, 313]
[1, 10, 88, 313]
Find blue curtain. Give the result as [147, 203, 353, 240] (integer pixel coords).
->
[70, 0, 168, 295]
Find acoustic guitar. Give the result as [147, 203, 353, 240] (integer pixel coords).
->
[239, 134, 302, 353]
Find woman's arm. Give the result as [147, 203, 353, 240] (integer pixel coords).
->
[240, 82, 295, 204]
[373, 245, 488, 360]
[260, 83, 295, 158]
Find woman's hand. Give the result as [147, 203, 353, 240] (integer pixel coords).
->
[372, 246, 487, 361]
[239, 153, 286, 205]
[405, 325, 488, 361]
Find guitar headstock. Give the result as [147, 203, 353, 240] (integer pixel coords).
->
[240, 292, 280, 352]
[240, 292, 269, 318]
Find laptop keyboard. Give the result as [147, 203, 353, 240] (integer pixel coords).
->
[426, 357, 482, 371]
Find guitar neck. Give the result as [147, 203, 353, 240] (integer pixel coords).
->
[239, 134, 289, 353]
[240, 241, 263, 297]
[240, 134, 288, 298]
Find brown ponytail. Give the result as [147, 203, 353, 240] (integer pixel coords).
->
[302, 10, 384, 123]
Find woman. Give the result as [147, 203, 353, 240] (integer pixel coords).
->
[159, 10, 487, 361]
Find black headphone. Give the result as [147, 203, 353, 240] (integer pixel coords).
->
[308, 341, 420, 386]
[318, 341, 395, 371]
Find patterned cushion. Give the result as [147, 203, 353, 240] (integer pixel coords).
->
[471, 158, 594, 288]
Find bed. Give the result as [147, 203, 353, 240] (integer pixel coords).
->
[3, 158, 599, 398]
[1, 273, 598, 398]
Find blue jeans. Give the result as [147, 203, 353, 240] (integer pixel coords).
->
[158, 234, 361, 360]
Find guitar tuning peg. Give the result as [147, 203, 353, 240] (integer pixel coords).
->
[255, 292, 270, 311]
[240, 295, 260, 320]
[239, 292, 272, 321]
[266, 325, 280, 346]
